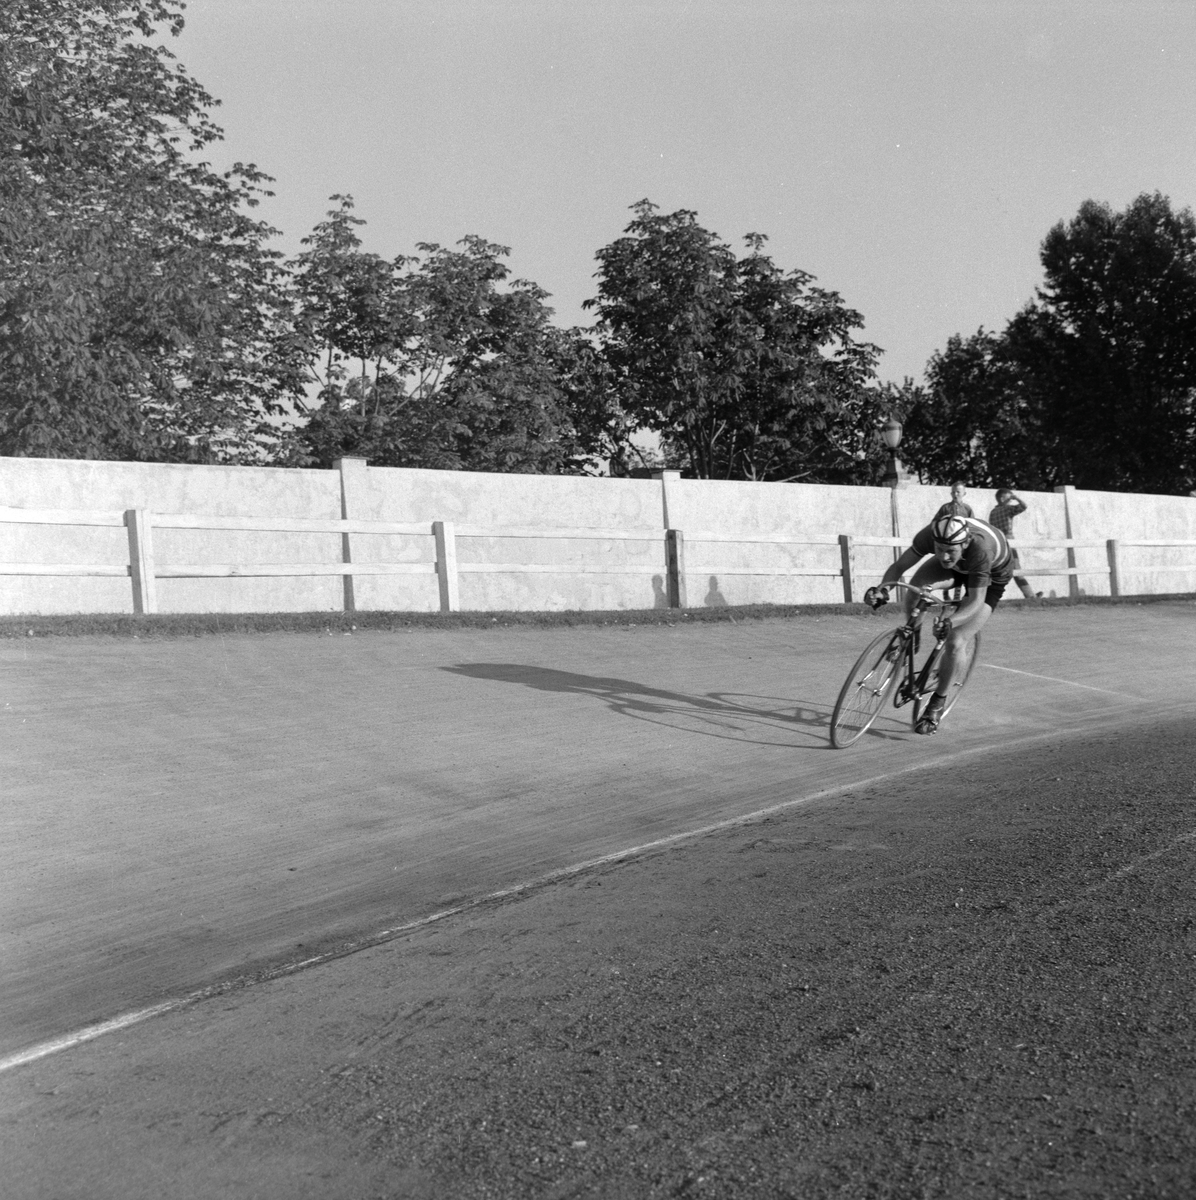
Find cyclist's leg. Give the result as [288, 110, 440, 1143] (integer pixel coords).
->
[936, 578, 1005, 690]
[936, 601, 991, 690]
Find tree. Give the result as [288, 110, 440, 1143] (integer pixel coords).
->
[291, 197, 625, 473]
[1030, 193, 1196, 492]
[0, 0, 303, 462]
[585, 200, 886, 482]
[893, 326, 1061, 490]
[902, 193, 1196, 494]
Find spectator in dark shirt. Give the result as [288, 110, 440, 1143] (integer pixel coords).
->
[934, 480, 974, 520]
[989, 488, 1041, 600]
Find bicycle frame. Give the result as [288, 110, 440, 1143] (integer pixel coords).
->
[886, 582, 957, 710]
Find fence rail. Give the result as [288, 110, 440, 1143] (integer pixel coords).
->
[1, 505, 1194, 614]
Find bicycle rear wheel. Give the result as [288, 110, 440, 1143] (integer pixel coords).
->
[830, 629, 904, 748]
[912, 632, 981, 726]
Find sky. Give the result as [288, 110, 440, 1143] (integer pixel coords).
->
[173, 0, 1196, 385]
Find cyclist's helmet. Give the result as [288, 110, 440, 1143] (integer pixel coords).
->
[932, 514, 971, 546]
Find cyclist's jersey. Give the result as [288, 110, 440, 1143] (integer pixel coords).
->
[912, 516, 1014, 589]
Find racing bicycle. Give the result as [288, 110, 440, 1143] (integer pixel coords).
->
[829, 581, 980, 749]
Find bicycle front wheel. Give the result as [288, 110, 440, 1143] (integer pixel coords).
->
[830, 629, 904, 749]
[913, 632, 982, 726]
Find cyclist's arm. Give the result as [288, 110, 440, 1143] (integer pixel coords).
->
[880, 547, 923, 587]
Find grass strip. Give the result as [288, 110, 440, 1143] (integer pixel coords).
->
[0, 592, 1192, 640]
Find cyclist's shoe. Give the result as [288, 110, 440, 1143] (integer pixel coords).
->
[915, 692, 947, 735]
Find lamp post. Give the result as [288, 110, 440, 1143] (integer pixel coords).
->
[881, 415, 904, 488]
[880, 415, 905, 559]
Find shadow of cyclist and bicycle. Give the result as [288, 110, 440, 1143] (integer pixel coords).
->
[441, 663, 907, 747]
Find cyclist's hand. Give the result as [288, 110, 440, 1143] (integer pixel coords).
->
[934, 615, 953, 639]
[864, 586, 890, 610]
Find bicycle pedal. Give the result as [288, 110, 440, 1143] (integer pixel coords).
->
[915, 717, 939, 735]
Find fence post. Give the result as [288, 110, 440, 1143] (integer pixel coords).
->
[1054, 484, 1080, 600]
[433, 520, 459, 613]
[1106, 538, 1121, 598]
[125, 508, 157, 615]
[839, 534, 855, 604]
[665, 528, 687, 608]
[334, 456, 368, 613]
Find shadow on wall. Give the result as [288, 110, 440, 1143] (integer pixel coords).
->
[704, 576, 728, 607]
[441, 663, 904, 748]
[651, 574, 727, 608]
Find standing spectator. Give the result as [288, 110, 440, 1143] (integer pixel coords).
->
[935, 480, 974, 520]
[989, 488, 1041, 600]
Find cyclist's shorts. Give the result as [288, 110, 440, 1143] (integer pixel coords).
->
[949, 571, 1007, 611]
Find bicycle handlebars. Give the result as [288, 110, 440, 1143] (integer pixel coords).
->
[884, 580, 958, 608]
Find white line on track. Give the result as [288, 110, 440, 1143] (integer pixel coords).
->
[0, 711, 1182, 1077]
[981, 662, 1146, 700]
[0, 1005, 180, 1074]
[1084, 829, 1196, 892]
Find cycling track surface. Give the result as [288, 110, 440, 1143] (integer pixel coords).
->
[2, 601, 1195, 1196]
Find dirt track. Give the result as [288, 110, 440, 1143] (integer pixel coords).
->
[2, 604, 1195, 1197]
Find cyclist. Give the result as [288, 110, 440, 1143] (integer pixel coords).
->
[863, 513, 1013, 734]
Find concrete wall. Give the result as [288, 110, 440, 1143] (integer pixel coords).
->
[1066, 486, 1196, 597]
[0, 457, 344, 614]
[666, 477, 894, 607]
[341, 465, 665, 613]
[2, 455, 1195, 615]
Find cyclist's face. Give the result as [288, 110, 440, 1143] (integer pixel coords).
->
[934, 541, 966, 569]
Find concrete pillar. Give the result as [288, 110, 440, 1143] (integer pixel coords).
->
[433, 521, 459, 613]
[839, 534, 855, 604]
[1106, 539, 1121, 598]
[125, 509, 157, 615]
[652, 469, 681, 530]
[1054, 484, 1080, 600]
[665, 528, 686, 608]
[334, 457, 368, 612]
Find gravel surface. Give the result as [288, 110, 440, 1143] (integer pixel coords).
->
[4, 715, 1195, 1199]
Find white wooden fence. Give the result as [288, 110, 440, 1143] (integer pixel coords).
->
[1, 505, 1194, 614]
